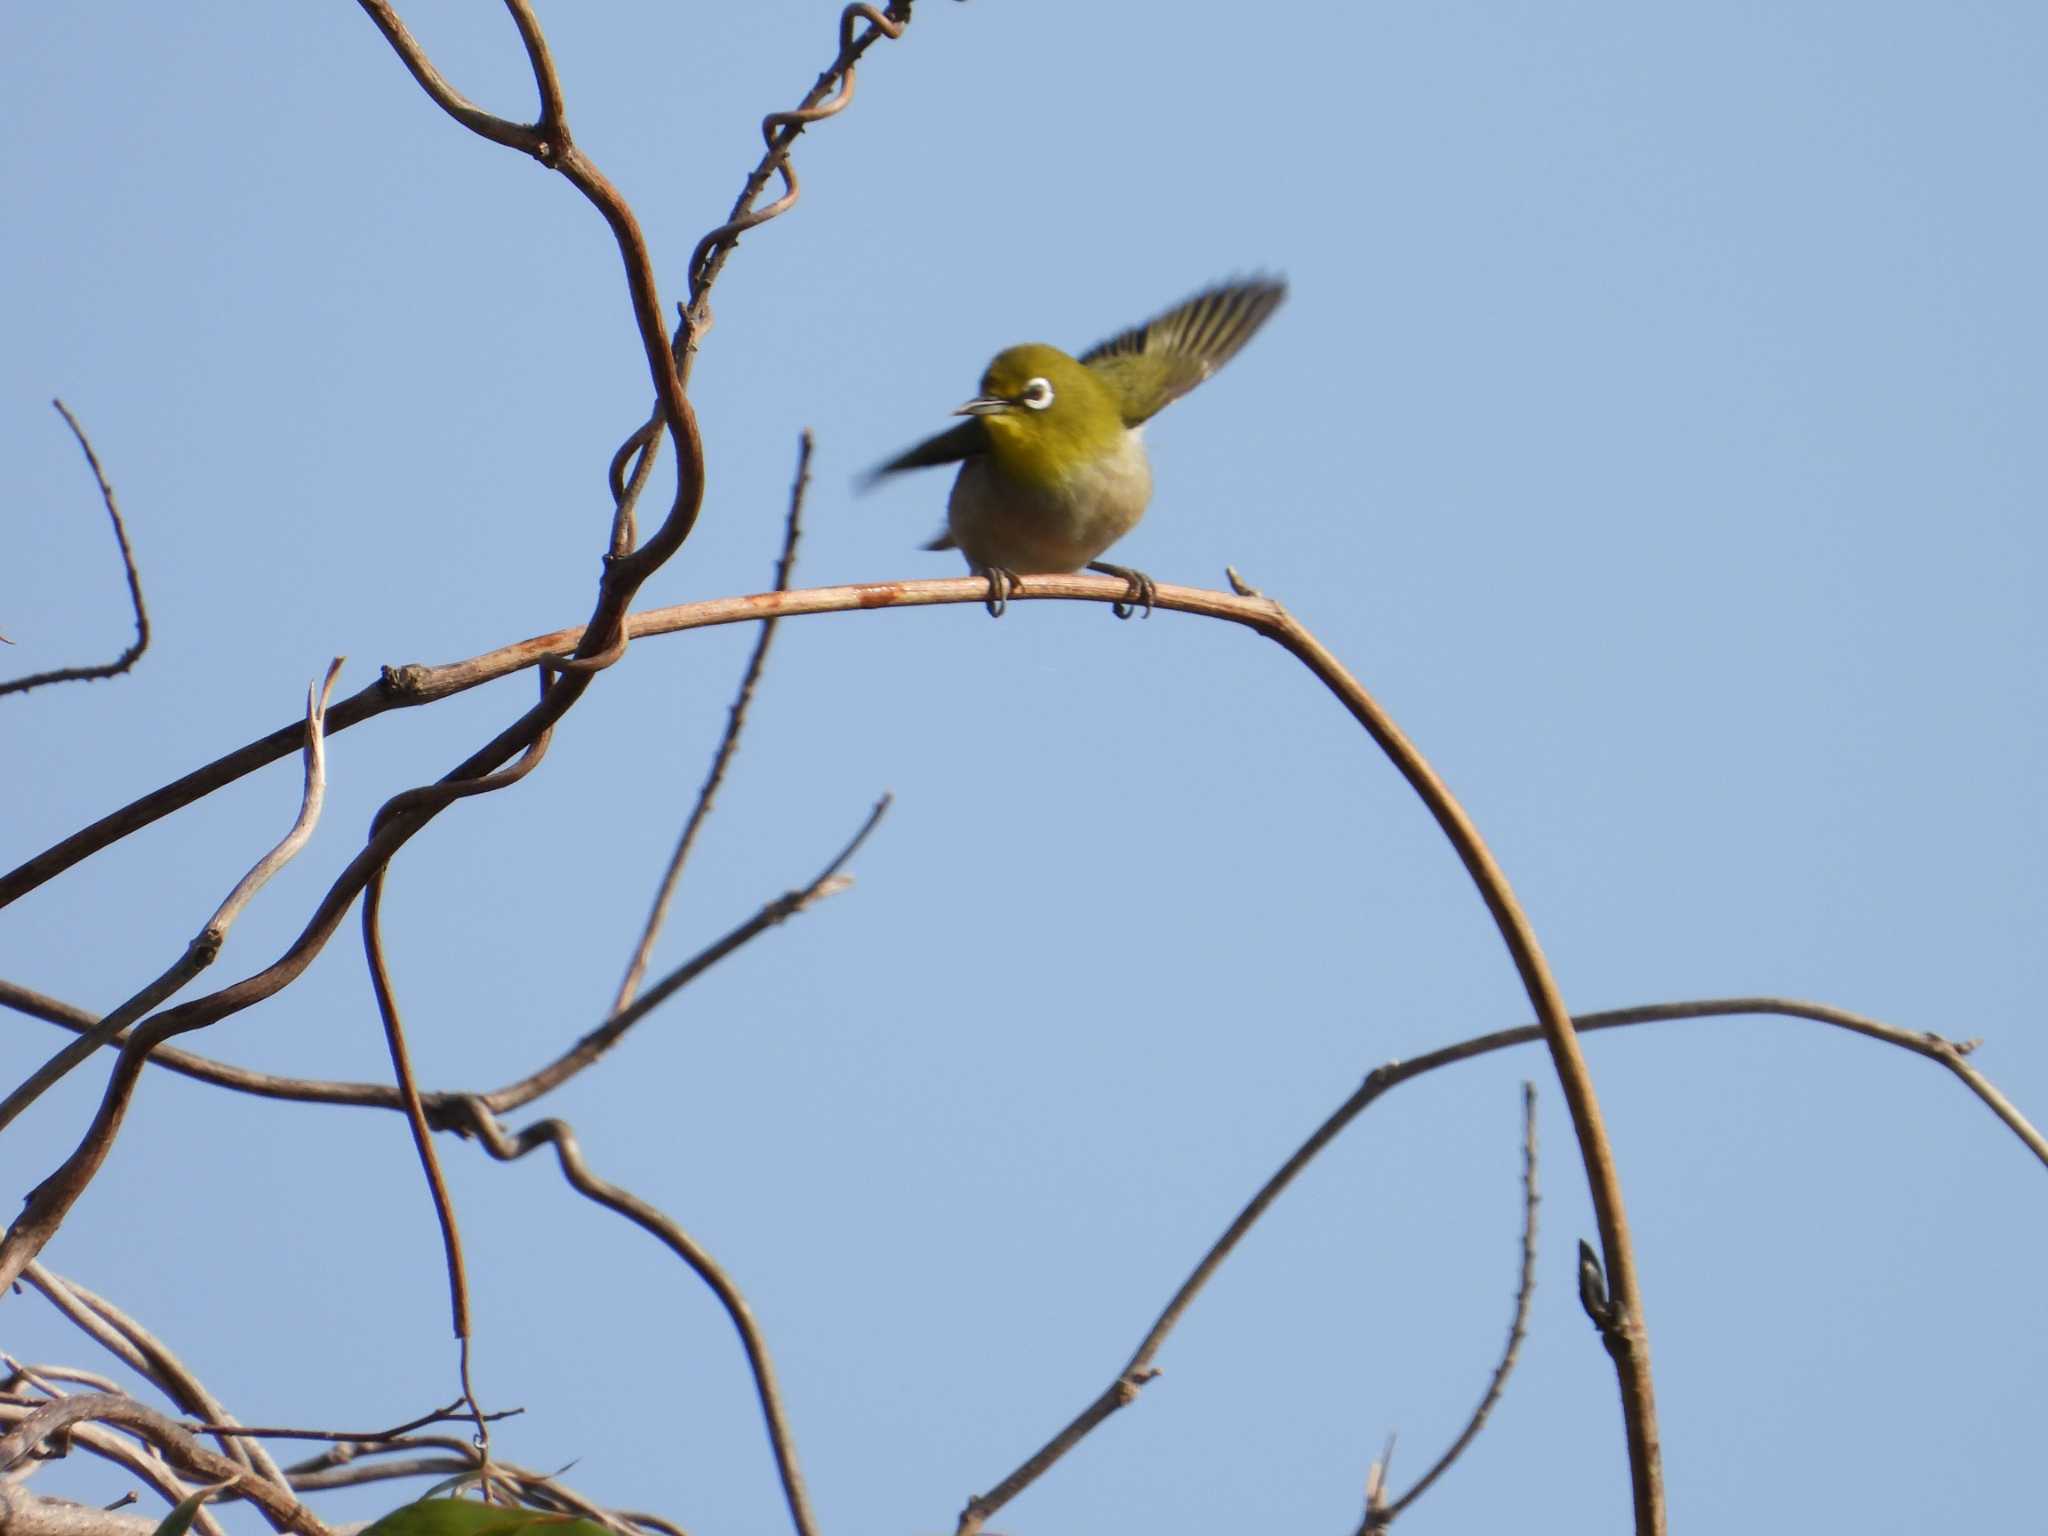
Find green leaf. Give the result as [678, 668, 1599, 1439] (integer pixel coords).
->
[361, 1497, 613, 1536]
[148, 1481, 235, 1536]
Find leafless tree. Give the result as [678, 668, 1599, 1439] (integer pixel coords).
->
[4, 9, 2042, 1536]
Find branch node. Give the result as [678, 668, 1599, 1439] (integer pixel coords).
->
[1577, 1238, 1615, 1332]
[380, 664, 431, 700]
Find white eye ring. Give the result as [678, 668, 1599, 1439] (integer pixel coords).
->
[1019, 377, 1054, 411]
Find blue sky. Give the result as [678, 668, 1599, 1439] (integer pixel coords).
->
[4, 4, 2044, 1533]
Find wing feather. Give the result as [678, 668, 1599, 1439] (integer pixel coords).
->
[1079, 276, 1287, 426]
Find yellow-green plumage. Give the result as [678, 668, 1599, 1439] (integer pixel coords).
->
[867, 277, 1286, 603]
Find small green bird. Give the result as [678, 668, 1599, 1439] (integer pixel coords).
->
[867, 276, 1287, 616]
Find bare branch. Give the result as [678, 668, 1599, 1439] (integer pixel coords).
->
[950, 980, 2048, 1528]
[614, 431, 813, 1013]
[1368, 1084, 1542, 1529]
[351, 0, 706, 806]
[684, 5, 912, 334]
[2, 791, 887, 1124]
[0, 1395, 321, 1536]
[455, 1108, 816, 1536]
[0, 661, 342, 1136]
[21, 1267, 289, 1488]
[0, 575, 1485, 903]
[0, 667, 563, 1292]
[491, 792, 887, 1114]
[609, 2, 914, 547]
[2, 1361, 122, 1398]
[0, 1426, 222, 1536]
[361, 868, 479, 1420]
[349, 2, 548, 155]
[180, 1405, 523, 1445]
[0, 403, 149, 699]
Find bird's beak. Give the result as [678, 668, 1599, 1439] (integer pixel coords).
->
[954, 395, 1010, 417]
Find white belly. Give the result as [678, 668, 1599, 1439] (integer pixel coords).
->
[945, 430, 1152, 573]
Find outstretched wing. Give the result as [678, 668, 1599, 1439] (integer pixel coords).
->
[859, 418, 987, 490]
[1079, 276, 1287, 427]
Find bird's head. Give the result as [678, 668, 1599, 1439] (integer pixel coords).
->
[955, 344, 1126, 485]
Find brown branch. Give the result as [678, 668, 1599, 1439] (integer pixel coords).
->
[0, 794, 874, 1119]
[489, 793, 887, 1114]
[0, 1395, 322, 1536]
[0, 577, 1413, 904]
[350, 668, 562, 1459]
[684, 4, 911, 330]
[356, 0, 699, 585]
[613, 431, 813, 1013]
[0, 668, 567, 1293]
[362, 867, 479, 1413]
[1366, 1084, 1541, 1530]
[0, 661, 342, 1136]
[454, 1106, 816, 1536]
[21, 1266, 290, 1489]
[351, 1, 546, 154]
[281, 1456, 475, 1492]
[0, 402, 150, 699]
[606, 2, 914, 547]
[0, 1418, 228, 1536]
[2, 1362, 122, 1398]
[5, 0, 739, 1277]
[180, 1404, 523, 1444]
[951, 973, 2048, 1532]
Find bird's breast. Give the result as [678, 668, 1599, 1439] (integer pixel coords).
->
[946, 429, 1152, 574]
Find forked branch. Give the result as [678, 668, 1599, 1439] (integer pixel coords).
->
[0, 402, 150, 699]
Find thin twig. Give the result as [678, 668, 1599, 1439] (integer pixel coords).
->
[493, 792, 887, 1113]
[362, 869, 478, 1404]
[353, 0, 710, 805]
[608, 2, 912, 546]
[0, 1395, 320, 1536]
[454, 1107, 816, 1536]
[0, 1416, 227, 1536]
[613, 431, 813, 1013]
[1, 1361, 122, 1398]
[1, 804, 875, 1118]
[180, 1405, 523, 1443]
[353, 670, 563, 1461]
[0, 667, 560, 1293]
[0, 402, 149, 699]
[684, 5, 912, 331]
[351, 1, 544, 154]
[22, 1267, 289, 1488]
[0, 661, 343, 1135]
[1368, 1084, 1541, 1529]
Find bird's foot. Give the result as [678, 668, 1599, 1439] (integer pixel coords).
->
[1087, 561, 1156, 620]
[980, 566, 1022, 618]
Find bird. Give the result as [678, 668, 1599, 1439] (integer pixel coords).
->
[865, 276, 1287, 617]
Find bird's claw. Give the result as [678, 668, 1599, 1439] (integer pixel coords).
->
[982, 566, 1021, 618]
[1088, 562, 1156, 620]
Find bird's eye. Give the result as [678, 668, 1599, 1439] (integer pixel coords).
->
[1019, 377, 1055, 411]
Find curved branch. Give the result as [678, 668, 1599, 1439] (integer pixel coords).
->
[0, 1395, 321, 1536]
[1369, 1083, 1541, 1529]
[456, 1108, 817, 1536]
[21, 1266, 290, 1489]
[684, 4, 911, 327]
[948, 987, 2045, 1532]
[0, 1422, 224, 1536]
[1, 402, 150, 699]
[0, 660, 342, 1135]
[0, 669, 575, 1292]
[487, 793, 887, 1114]
[351, 1, 549, 155]
[613, 431, 813, 1013]
[0, 577, 1416, 904]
